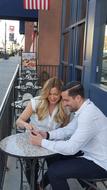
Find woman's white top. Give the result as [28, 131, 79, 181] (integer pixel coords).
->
[30, 96, 61, 132]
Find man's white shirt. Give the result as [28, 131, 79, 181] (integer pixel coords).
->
[42, 99, 107, 171]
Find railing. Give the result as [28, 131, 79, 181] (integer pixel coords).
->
[36, 64, 71, 85]
[0, 65, 19, 190]
[37, 64, 59, 85]
[0, 62, 72, 189]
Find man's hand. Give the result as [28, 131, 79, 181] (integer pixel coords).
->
[30, 129, 47, 138]
[39, 131, 48, 139]
[30, 132, 43, 146]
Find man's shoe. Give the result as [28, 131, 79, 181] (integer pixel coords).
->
[85, 184, 97, 190]
[37, 183, 43, 190]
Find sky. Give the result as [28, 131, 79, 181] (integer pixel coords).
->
[0, 20, 24, 47]
[106, 26, 107, 36]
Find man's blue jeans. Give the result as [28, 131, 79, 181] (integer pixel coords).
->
[47, 156, 107, 190]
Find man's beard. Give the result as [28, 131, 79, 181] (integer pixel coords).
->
[69, 107, 78, 112]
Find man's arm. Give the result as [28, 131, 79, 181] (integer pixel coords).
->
[41, 118, 96, 155]
[30, 118, 77, 146]
[48, 117, 77, 140]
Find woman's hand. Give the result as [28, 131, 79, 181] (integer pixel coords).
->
[25, 123, 35, 130]
[30, 132, 43, 146]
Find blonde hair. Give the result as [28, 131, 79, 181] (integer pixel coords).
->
[35, 77, 69, 126]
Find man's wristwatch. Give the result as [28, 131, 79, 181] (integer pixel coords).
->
[46, 132, 50, 139]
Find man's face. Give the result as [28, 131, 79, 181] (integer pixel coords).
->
[61, 90, 79, 112]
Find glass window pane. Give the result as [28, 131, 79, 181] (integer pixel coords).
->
[63, 32, 69, 62]
[77, 0, 87, 21]
[70, 0, 77, 25]
[75, 69, 82, 81]
[70, 28, 75, 64]
[101, 26, 107, 85]
[64, 0, 71, 28]
[77, 23, 85, 66]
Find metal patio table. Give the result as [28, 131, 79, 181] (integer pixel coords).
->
[0, 133, 55, 190]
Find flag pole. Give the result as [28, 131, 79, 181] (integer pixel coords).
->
[4, 21, 7, 59]
[33, 22, 38, 73]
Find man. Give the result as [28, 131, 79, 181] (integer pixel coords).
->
[30, 81, 107, 190]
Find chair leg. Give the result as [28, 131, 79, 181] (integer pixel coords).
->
[102, 181, 107, 189]
[81, 180, 101, 190]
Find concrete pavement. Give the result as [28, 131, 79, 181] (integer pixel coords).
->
[0, 55, 20, 106]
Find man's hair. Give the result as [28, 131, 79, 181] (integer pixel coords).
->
[62, 81, 84, 98]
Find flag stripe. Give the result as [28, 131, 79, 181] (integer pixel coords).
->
[42, 0, 44, 10]
[40, 0, 42, 10]
[32, 0, 34, 9]
[45, 0, 48, 10]
[38, 0, 40, 10]
[44, 0, 46, 10]
[28, 0, 30, 9]
[33, 0, 36, 9]
[24, 0, 50, 10]
[48, 0, 50, 10]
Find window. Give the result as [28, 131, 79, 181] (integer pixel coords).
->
[61, 0, 87, 83]
[63, 32, 69, 62]
[76, 23, 85, 66]
[100, 26, 107, 86]
[64, 0, 71, 28]
[75, 69, 82, 81]
[77, 0, 87, 21]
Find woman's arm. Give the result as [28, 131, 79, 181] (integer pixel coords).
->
[16, 102, 34, 130]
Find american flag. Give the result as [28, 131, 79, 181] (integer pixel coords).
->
[24, 0, 50, 10]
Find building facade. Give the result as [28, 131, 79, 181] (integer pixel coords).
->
[60, 0, 107, 114]
[25, 0, 107, 115]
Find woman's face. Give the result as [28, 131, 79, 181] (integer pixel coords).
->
[48, 87, 61, 106]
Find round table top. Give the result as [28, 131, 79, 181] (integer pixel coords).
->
[15, 85, 42, 90]
[17, 77, 38, 81]
[15, 85, 27, 90]
[0, 133, 55, 158]
[11, 100, 25, 109]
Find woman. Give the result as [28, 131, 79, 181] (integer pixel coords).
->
[16, 77, 70, 190]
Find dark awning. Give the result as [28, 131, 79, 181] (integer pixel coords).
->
[0, 0, 38, 21]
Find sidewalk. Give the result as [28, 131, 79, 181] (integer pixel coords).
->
[0, 55, 20, 106]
